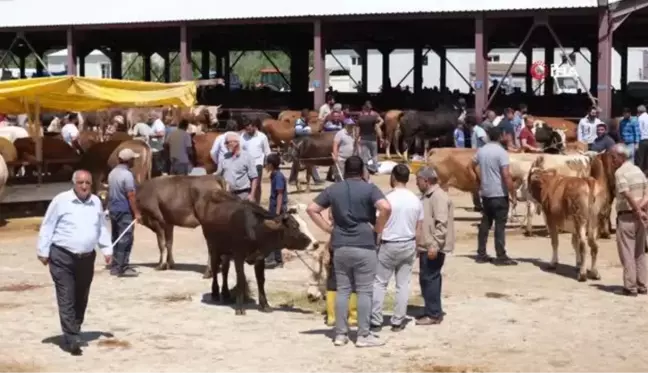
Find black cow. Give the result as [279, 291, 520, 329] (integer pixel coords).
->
[534, 123, 565, 154]
[397, 107, 465, 158]
[203, 199, 313, 315]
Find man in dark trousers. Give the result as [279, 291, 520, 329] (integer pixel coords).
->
[107, 148, 143, 277]
[37, 169, 112, 355]
[307, 156, 392, 348]
[164, 118, 193, 175]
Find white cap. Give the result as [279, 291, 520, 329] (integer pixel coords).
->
[118, 148, 141, 161]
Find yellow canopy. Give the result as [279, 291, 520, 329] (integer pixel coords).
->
[0, 76, 197, 113]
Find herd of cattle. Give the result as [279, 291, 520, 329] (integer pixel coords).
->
[0, 104, 624, 313]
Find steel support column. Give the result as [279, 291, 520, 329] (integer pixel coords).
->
[201, 48, 210, 79]
[619, 44, 628, 92]
[66, 27, 76, 76]
[215, 53, 223, 76]
[224, 52, 231, 89]
[79, 54, 85, 77]
[110, 51, 122, 79]
[290, 46, 309, 108]
[313, 19, 325, 109]
[380, 48, 392, 91]
[180, 24, 192, 81]
[413, 46, 423, 93]
[438, 48, 447, 90]
[143, 53, 151, 81]
[523, 45, 533, 93]
[544, 46, 554, 95]
[18, 53, 26, 78]
[597, 7, 613, 119]
[35, 51, 44, 76]
[474, 15, 488, 116]
[357, 48, 368, 93]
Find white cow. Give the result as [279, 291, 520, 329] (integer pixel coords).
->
[0, 126, 29, 142]
[0, 154, 7, 204]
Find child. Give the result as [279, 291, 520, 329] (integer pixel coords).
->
[264, 153, 286, 268]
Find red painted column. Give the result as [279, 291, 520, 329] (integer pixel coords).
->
[597, 8, 612, 119]
[313, 19, 326, 109]
[66, 27, 77, 76]
[474, 15, 488, 116]
[180, 24, 192, 81]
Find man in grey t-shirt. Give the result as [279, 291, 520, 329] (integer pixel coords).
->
[332, 124, 358, 181]
[472, 126, 517, 266]
[307, 156, 392, 348]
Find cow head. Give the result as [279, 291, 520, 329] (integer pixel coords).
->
[263, 209, 314, 252]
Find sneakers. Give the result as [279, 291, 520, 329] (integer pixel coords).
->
[355, 333, 386, 348]
[333, 334, 349, 346]
[111, 267, 139, 277]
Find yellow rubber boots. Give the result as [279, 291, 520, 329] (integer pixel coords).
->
[326, 291, 358, 326]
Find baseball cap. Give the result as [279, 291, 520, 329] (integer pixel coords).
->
[118, 148, 141, 161]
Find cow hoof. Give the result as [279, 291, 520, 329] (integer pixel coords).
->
[587, 270, 601, 280]
[546, 263, 557, 271]
[167, 261, 175, 270]
[600, 233, 611, 239]
[235, 309, 246, 316]
[155, 263, 169, 271]
[259, 304, 273, 313]
[523, 230, 532, 237]
[202, 270, 213, 279]
[577, 274, 587, 282]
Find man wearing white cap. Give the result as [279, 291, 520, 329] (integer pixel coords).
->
[106, 148, 143, 277]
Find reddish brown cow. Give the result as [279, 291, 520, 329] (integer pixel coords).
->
[192, 132, 222, 174]
[77, 140, 125, 192]
[14, 137, 80, 176]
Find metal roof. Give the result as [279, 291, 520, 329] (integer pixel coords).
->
[0, 0, 602, 29]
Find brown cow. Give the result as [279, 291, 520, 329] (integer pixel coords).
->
[107, 140, 153, 185]
[136, 175, 228, 277]
[290, 132, 336, 193]
[191, 132, 222, 174]
[527, 156, 601, 282]
[14, 137, 80, 176]
[204, 197, 313, 315]
[533, 116, 578, 143]
[383, 110, 403, 160]
[77, 140, 126, 192]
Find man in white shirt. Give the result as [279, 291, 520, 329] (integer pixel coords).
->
[209, 120, 240, 170]
[148, 113, 167, 175]
[635, 105, 648, 173]
[371, 164, 423, 332]
[241, 118, 271, 203]
[61, 113, 80, 147]
[577, 107, 604, 150]
[318, 95, 335, 121]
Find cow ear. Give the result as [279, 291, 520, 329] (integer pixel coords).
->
[287, 208, 297, 214]
[263, 218, 283, 230]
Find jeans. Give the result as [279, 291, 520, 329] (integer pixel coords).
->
[110, 211, 135, 273]
[333, 246, 377, 337]
[254, 165, 263, 204]
[152, 151, 166, 176]
[636, 140, 648, 174]
[371, 240, 416, 327]
[170, 160, 191, 175]
[477, 196, 509, 258]
[471, 191, 482, 210]
[419, 252, 446, 318]
[360, 139, 379, 172]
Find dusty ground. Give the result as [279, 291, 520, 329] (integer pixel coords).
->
[1, 170, 648, 372]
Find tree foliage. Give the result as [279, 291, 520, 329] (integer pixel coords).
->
[121, 51, 291, 87]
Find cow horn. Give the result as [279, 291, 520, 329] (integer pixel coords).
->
[263, 218, 283, 230]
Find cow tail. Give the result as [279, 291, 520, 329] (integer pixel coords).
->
[587, 178, 598, 235]
[145, 143, 152, 181]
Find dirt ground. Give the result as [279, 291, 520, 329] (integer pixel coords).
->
[1, 171, 648, 372]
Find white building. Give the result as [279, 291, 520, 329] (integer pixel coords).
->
[46, 49, 112, 78]
[325, 48, 648, 94]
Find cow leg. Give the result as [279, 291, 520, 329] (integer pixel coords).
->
[203, 250, 213, 279]
[575, 225, 589, 282]
[599, 213, 611, 239]
[587, 225, 601, 280]
[146, 220, 170, 271]
[547, 224, 560, 270]
[221, 256, 234, 304]
[233, 258, 247, 315]
[571, 234, 583, 269]
[164, 225, 175, 270]
[524, 201, 533, 236]
[305, 166, 312, 193]
[210, 249, 222, 302]
[254, 260, 272, 312]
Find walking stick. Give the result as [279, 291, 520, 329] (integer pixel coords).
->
[109, 219, 137, 250]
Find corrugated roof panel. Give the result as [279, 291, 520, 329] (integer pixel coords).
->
[0, 0, 600, 28]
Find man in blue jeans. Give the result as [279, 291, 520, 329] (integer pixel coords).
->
[107, 148, 142, 277]
[307, 156, 392, 348]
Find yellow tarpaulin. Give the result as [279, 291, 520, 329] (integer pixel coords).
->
[0, 76, 197, 113]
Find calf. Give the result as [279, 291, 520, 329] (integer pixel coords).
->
[203, 199, 313, 315]
[527, 156, 601, 282]
[290, 132, 336, 192]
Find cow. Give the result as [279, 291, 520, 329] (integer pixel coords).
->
[14, 136, 80, 177]
[77, 140, 126, 192]
[136, 175, 320, 280]
[532, 116, 578, 142]
[0, 126, 29, 142]
[382, 110, 402, 160]
[527, 155, 601, 282]
[396, 108, 466, 160]
[191, 132, 222, 174]
[289, 132, 336, 192]
[190, 105, 222, 133]
[107, 140, 152, 184]
[205, 198, 314, 315]
[0, 154, 8, 204]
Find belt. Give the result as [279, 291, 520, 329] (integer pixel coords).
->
[381, 238, 416, 244]
[617, 210, 634, 216]
[232, 188, 251, 195]
[53, 244, 95, 259]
